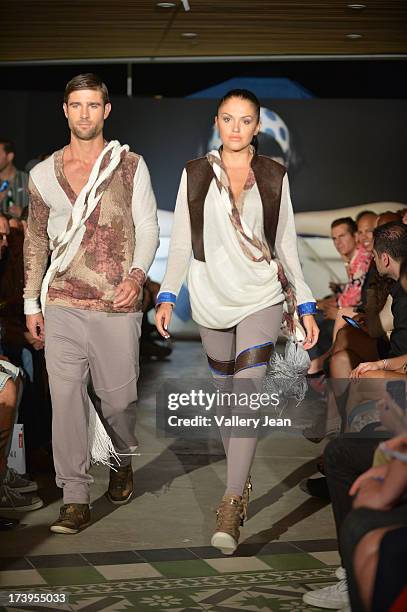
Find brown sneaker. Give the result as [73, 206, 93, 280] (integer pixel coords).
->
[50, 503, 90, 534]
[106, 464, 133, 505]
[211, 494, 244, 555]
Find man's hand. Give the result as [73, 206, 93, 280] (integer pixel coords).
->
[301, 315, 319, 350]
[26, 313, 44, 342]
[349, 465, 389, 497]
[352, 478, 390, 511]
[24, 331, 44, 351]
[113, 278, 140, 309]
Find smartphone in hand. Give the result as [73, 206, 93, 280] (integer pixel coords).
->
[342, 315, 363, 330]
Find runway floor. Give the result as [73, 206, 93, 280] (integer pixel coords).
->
[0, 340, 338, 611]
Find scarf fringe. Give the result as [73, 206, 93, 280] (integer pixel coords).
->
[88, 399, 139, 470]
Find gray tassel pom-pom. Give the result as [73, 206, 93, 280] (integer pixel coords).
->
[264, 340, 311, 406]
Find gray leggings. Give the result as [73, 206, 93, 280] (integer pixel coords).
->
[199, 303, 283, 497]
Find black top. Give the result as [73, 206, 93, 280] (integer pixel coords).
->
[389, 281, 407, 358]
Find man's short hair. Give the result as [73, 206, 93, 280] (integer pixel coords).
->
[373, 221, 407, 262]
[0, 139, 14, 155]
[356, 210, 377, 223]
[331, 217, 357, 234]
[64, 73, 110, 105]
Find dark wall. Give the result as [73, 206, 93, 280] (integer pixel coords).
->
[1, 90, 406, 212]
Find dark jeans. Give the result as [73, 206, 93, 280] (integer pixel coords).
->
[372, 526, 407, 612]
[324, 436, 380, 560]
[341, 504, 407, 612]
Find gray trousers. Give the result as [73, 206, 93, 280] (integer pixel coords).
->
[199, 303, 284, 497]
[44, 306, 142, 504]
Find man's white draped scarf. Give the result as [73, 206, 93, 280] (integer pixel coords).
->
[41, 140, 133, 468]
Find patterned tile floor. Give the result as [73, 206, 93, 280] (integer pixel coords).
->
[0, 341, 339, 610]
[0, 542, 341, 611]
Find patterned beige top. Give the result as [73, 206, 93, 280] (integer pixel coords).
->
[24, 145, 159, 314]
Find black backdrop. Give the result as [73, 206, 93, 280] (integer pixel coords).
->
[1, 90, 406, 212]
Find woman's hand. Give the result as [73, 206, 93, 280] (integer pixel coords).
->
[301, 315, 319, 350]
[155, 303, 173, 339]
[350, 361, 381, 379]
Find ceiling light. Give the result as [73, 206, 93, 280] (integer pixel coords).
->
[346, 33, 363, 38]
[181, 0, 191, 10]
[181, 32, 198, 38]
[347, 4, 366, 8]
[156, 2, 176, 7]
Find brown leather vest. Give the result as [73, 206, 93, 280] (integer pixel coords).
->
[185, 154, 286, 262]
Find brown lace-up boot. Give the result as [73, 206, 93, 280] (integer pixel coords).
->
[50, 504, 90, 534]
[106, 464, 133, 505]
[211, 494, 244, 555]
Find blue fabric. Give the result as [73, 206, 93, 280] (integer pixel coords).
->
[174, 285, 192, 322]
[157, 291, 177, 305]
[298, 302, 317, 317]
[236, 341, 274, 359]
[235, 362, 268, 372]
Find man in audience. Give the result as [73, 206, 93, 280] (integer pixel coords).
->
[0, 139, 29, 218]
[331, 221, 407, 382]
[308, 218, 358, 375]
[303, 235, 407, 609]
[0, 214, 43, 515]
[344, 430, 407, 611]
[308, 216, 374, 375]
[0, 358, 43, 513]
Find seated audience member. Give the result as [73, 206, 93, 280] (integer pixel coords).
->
[0, 213, 50, 469]
[303, 391, 407, 609]
[308, 218, 358, 374]
[342, 430, 407, 611]
[0, 139, 29, 219]
[303, 254, 407, 609]
[331, 211, 377, 340]
[316, 228, 406, 454]
[0, 358, 43, 513]
[309, 215, 374, 374]
[328, 212, 400, 382]
[0, 214, 44, 375]
[331, 222, 407, 382]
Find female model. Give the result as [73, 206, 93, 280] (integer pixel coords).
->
[156, 89, 319, 554]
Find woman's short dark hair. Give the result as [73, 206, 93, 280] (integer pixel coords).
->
[217, 89, 260, 151]
[64, 73, 110, 105]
